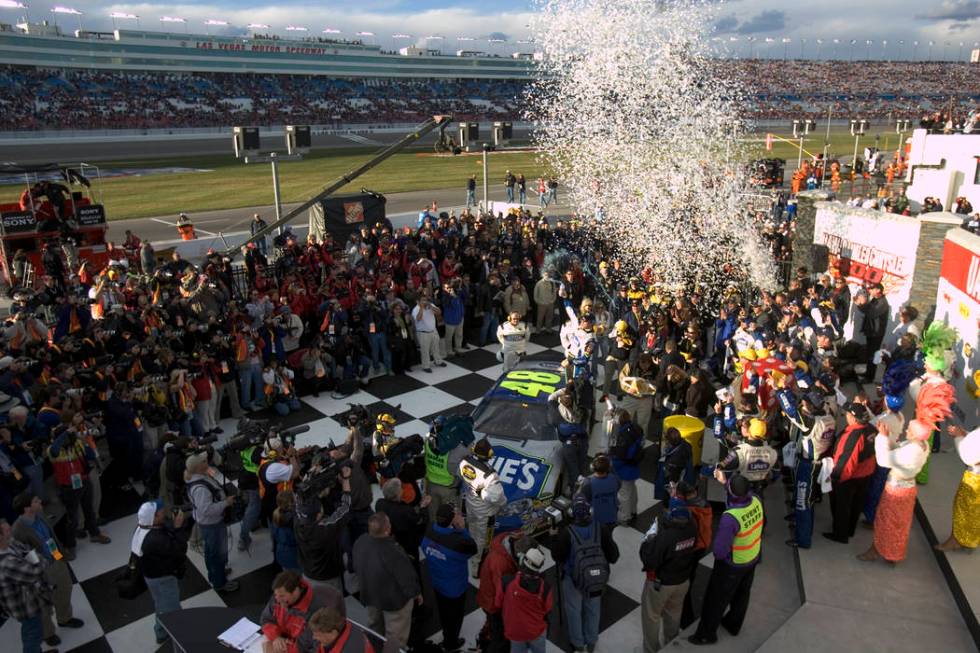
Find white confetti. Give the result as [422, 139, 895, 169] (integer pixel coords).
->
[526, 0, 778, 299]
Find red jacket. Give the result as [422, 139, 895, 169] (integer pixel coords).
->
[477, 532, 520, 613]
[318, 621, 375, 653]
[260, 580, 324, 653]
[494, 572, 553, 642]
[830, 423, 877, 482]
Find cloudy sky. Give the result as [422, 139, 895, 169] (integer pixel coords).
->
[7, 0, 980, 59]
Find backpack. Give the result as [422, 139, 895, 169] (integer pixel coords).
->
[569, 523, 609, 595]
[431, 414, 475, 455]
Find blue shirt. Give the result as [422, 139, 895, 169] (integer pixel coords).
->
[30, 517, 56, 561]
[583, 474, 621, 525]
[422, 524, 476, 598]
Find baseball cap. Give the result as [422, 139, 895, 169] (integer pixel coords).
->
[521, 546, 546, 573]
[473, 438, 494, 459]
[185, 451, 209, 474]
[843, 402, 870, 422]
[137, 500, 163, 527]
[436, 502, 456, 526]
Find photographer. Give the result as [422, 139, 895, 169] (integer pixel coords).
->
[47, 415, 111, 557]
[131, 500, 189, 645]
[104, 382, 145, 491]
[208, 333, 245, 421]
[358, 294, 392, 376]
[185, 451, 239, 593]
[258, 437, 301, 527]
[168, 369, 203, 440]
[295, 464, 352, 594]
[411, 293, 445, 373]
[300, 338, 334, 398]
[262, 359, 300, 416]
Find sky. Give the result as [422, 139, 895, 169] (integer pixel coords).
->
[4, 0, 980, 59]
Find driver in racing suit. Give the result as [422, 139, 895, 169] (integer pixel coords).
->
[459, 437, 507, 578]
[496, 311, 531, 372]
[716, 417, 778, 496]
[784, 392, 836, 549]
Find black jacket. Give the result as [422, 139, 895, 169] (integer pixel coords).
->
[859, 296, 889, 343]
[374, 497, 428, 562]
[352, 534, 421, 611]
[295, 493, 350, 582]
[139, 525, 189, 579]
[639, 515, 699, 585]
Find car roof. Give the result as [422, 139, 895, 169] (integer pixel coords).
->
[484, 360, 566, 404]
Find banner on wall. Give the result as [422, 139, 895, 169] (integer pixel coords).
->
[812, 205, 921, 340]
[935, 230, 980, 420]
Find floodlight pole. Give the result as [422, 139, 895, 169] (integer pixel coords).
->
[482, 143, 490, 210]
[244, 152, 302, 235]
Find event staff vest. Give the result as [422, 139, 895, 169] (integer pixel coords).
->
[425, 440, 453, 487]
[735, 442, 777, 483]
[727, 496, 763, 564]
[240, 446, 259, 475]
[258, 458, 292, 499]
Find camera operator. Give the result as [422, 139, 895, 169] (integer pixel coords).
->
[184, 451, 239, 593]
[258, 437, 302, 527]
[133, 374, 170, 452]
[131, 500, 190, 645]
[295, 465, 353, 594]
[47, 413, 112, 557]
[104, 382, 144, 491]
[262, 359, 300, 416]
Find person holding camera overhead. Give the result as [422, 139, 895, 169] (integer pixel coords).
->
[131, 500, 190, 645]
[185, 451, 239, 593]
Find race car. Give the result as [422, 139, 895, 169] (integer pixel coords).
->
[469, 360, 569, 532]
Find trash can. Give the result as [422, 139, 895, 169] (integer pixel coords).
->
[663, 415, 705, 467]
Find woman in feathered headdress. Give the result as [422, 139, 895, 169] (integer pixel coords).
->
[862, 358, 916, 525]
[859, 379, 956, 564]
[935, 424, 980, 552]
[911, 322, 959, 484]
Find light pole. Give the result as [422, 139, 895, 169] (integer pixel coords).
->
[482, 144, 490, 209]
[792, 119, 813, 168]
[0, 1, 30, 24]
[833, 38, 840, 59]
[782, 37, 791, 60]
[898, 39, 904, 60]
[881, 39, 887, 61]
[865, 39, 872, 60]
[800, 37, 807, 59]
[849, 39, 856, 62]
[895, 119, 910, 163]
[928, 41, 934, 61]
[912, 40, 918, 61]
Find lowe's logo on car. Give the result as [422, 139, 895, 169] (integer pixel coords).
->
[489, 444, 552, 498]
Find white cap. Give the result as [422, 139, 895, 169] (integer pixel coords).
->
[137, 501, 162, 527]
[0, 356, 13, 371]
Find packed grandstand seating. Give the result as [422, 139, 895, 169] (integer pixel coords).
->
[0, 60, 977, 130]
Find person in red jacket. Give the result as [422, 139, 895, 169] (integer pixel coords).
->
[260, 570, 344, 653]
[478, 532, 535, 653]
[824, 402, 878, 544]
[308, 607, 375, 653]
[494, 546, 553, 653]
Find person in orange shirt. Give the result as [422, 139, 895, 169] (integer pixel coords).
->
[175, 213, 196, 240]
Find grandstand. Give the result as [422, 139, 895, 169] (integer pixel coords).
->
[0, 21, 977, 131]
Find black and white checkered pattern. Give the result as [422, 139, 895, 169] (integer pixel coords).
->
[1, 332, 756, 653]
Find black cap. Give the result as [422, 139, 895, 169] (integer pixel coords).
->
[729, 474, 751, 498]
[436, 502, 456, 526]
[843, 402, 870, 422]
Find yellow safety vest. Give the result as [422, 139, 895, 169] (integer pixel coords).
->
[424, 440, 453, 487]
[727, 496, 763, 564]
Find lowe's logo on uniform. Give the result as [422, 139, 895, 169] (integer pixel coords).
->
[489, 445, 552, 500]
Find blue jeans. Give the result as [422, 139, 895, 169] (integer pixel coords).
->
[20, 613, 42, 653]
[344, 355, 371, 380]
[466, 189, 476, 207]
[239, 488, 261, 547]
[199, 522, 229, 589]
[519, 189, 527, 204]
[506, 186, 514, 202]
[367, 332, 392, 372]
[480, 313, 499, 346]
[272, 396, 301, 416]
[145, 575, 181, 642]
[562, 574, 600, 649]
[238, 364, 263, 409]
[511, 634, 546, 653]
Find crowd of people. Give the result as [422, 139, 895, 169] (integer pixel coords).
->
[1, 60, 978, 130]
[0, 174, 977, 653]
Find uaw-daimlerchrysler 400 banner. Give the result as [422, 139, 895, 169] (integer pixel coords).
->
[812, 205, 921, 341]
[935, 229, 980, 419]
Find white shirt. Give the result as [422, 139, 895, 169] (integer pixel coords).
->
[412, 304, 437, 333]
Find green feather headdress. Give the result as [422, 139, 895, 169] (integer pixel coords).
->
[921, 322, 958, 372]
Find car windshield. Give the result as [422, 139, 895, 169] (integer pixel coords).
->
[472, 399, 555, 441]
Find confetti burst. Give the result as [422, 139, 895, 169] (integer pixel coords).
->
[526, 0, 777, 298]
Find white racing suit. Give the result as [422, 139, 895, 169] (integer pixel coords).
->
[459, 454, 507, 577]
[497, 320, 531, 371]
